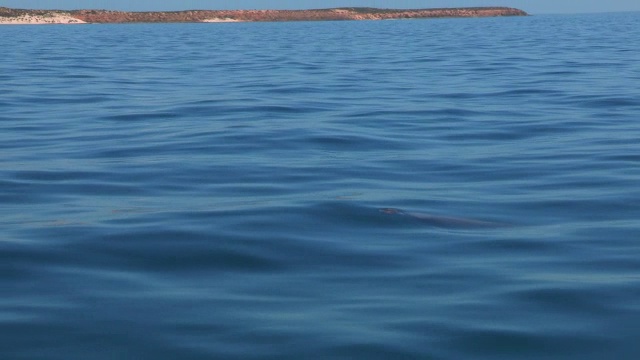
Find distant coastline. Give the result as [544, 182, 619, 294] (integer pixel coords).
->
[0, 6, 528, 24]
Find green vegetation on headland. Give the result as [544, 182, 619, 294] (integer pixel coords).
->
[0, 6, 528, 24]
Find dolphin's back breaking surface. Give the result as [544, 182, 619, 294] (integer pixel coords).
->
[380, 208, 507, 228]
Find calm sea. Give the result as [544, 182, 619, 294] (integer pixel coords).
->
[1, 12, 640, 359]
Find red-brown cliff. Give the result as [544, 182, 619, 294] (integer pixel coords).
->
[1, 6, 528, 24]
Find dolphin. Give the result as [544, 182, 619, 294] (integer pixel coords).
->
[379, 208, 507, 228]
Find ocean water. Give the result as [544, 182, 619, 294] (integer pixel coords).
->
[1, 12, 640, 359]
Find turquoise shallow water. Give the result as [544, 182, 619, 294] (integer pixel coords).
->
[1, 12, 640, 359]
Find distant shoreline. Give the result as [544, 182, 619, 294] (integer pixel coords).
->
[0, 6, 528, 25]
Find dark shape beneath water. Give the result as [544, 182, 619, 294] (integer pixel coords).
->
[379, 208, 508, 228]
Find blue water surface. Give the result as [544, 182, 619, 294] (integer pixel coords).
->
[1, 12, 640, 359]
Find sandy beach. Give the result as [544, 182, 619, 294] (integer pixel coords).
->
[201, 18, 242, 23]
[0, 13, 85, 24]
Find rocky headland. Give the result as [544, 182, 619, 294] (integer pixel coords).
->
[1, 6, 527, 24]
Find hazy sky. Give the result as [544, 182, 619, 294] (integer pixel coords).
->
[2, 0, 640, 14]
